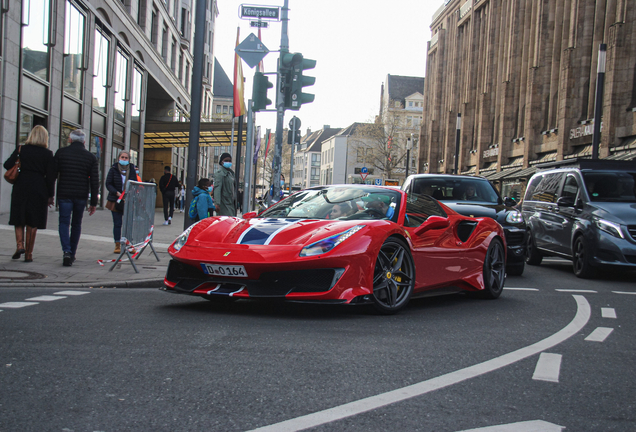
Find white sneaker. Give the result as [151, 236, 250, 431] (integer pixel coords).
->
[163, 221, 169, 225]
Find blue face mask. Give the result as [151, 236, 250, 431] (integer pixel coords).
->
[119, 160, 129, 166]
[223, 162, 232, 169]
[280, 180, 285, 187]
[207, 186, 213, 192]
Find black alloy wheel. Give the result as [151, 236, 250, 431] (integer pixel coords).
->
[572, 236, 597, 279]
[525, 230, 543, 265]
[478, 238, 506, 299]
[371, 238, 415, 314]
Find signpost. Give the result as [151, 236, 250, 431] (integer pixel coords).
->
[239, 5, 280, 20]
[235, 33, 269, 69]
[360, 166, 368, 182]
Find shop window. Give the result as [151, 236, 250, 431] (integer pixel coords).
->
[93, 29, 110, 113]
[22, 0, 51, 81]
[63, 1, 86, 101]
[114, 49, 129, 124]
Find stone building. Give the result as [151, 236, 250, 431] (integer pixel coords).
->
[420, 0, 636, 199]
[0, 0, 219, 212]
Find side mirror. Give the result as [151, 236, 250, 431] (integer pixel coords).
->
[556, 196, 575, 207]
[242, 211, 258, 219]
[414, 215, 450, 236]
[504, 196, 517, 207]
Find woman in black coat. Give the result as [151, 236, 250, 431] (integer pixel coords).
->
[105, 151, 138, 253]
[3, 126, 56, 262]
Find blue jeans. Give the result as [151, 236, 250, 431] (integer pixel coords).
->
[58, 198, 87, 256]
[111, 210, 123, 242]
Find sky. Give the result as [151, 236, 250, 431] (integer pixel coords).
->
[213, 0, 442, 135]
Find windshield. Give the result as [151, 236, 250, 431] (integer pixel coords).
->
[583, 171, 636, 202]
[411, 177, 500, 204]
[259, 186, 402, 222]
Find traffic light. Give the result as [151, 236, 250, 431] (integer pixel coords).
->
[252, 72, 273, 112]
[280, 52, 316, 111]
[287, 128, 301, 145]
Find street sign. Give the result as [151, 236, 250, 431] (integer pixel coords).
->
[289, 116, 301, 130]
[235, 33, 269, 69]
[374, 179, 382, 186]
[360, 166, 368, 181]
[250, 21, 269, 28]
[239, 5, 280, 21]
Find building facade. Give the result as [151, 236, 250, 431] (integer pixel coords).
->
[0, 0, 218, 212]
[420, 0, 636, 199]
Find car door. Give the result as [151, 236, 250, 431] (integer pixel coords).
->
[552, 173, 582, 256]
[528, 172, 566, 251]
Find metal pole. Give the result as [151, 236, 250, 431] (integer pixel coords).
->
[272, 0, 289, 204]
[592, 43, 606, 160]
[405, 134, 412, 179]
[243, 100, 254, 213]
[184, 0, 207, 229]
[454, 113, 461, 174]
[289, 117, 297, 191]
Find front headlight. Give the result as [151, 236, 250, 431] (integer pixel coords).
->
[300, 225, 365, 257]
[505, 210, 524, 224]
[173, 223, 199, 251]
[595, 218, 624, 239]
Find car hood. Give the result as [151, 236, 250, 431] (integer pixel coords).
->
[589, 202, 636, 225]
[442, 202, 508, 220]
[188, 217, 368, 248]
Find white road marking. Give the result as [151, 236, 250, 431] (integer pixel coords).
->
[612, 291, 636, 295]
[25, 296, 67, 302]
[457, 419, 564, 431]
[246, 296, 591, 432]
[504, 287, 539, 291]
[532, 353, 562, 383]
[0, 302, 39, 309]
[585, 327, 614, 342]
[556, 289, 597, 293]
[601, 308, 616, 319]
[53, 291, 91, 296]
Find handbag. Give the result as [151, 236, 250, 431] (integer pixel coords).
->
[4, 146, 21, 184]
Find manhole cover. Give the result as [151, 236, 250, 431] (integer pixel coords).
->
[0, 270, 46, 280]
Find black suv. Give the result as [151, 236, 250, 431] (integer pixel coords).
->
[522, 159, 636, 278]
[403, 174, 527, 275]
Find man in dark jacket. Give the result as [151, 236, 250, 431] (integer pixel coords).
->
[159, 166, 180, 225]
[55, 129, 99, 266]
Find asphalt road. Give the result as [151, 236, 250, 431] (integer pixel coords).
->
[1, 259, 634, 432]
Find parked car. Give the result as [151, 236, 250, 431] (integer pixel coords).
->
[403, 174, 527, 276]
[163, 184, 506, 314]
[521, 159, 636, 278]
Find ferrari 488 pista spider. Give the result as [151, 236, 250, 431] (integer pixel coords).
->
[163, 185, 506, 314]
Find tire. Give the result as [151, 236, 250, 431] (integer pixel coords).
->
[371, 238, 415, 314]
[506, 262, 525, 276]
[478, 238, 506, 299]
[525, 230, 543, 266]
[572, 236, 597, 279]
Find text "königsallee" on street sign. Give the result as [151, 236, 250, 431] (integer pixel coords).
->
[240, 5, 280, 20]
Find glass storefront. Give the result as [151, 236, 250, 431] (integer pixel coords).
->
[93, 29, 109, 113]
[63, 1, 85, 100]
[22, 0, 50, 81]
[114, 50, 129, 124]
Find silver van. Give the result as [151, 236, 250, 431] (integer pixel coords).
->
[522, 160, 636, 278]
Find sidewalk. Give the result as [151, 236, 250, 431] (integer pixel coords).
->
[0, 208, 188, 288]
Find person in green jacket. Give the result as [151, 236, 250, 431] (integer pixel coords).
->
[213, 152, 237, 216]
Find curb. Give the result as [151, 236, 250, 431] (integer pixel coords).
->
[0, 278, 164, 289]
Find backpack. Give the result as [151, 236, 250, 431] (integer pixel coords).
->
[188, 195, 200, 219]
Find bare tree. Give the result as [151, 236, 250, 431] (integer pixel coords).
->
[349, 112, 410, 180]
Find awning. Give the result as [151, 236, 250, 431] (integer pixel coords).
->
[461, 165, 477, 175]
[488, 167, 522, 181]
[143, 121, 248, 148]
[606, 151, 636, 161]
[529, 151, 557, 165]
[508, 166, 537, 179]
[565, 144, 592, 159]
[502, 156, 524, 168]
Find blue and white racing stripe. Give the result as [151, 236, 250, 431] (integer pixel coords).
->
[237, 218, 304, 245]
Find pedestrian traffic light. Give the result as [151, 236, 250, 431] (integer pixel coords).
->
[287, 128, 301, 145]
[280, 52, 316, 111]
[252, 72, 273, 112]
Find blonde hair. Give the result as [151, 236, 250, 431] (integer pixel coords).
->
[25, 125, 49, 148]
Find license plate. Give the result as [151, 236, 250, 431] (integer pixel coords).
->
[201, 263, 247, 278]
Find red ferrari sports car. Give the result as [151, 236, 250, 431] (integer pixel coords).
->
[162, 185, 506, 314]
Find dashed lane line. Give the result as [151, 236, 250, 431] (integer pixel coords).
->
[585, 327, 614, 342]
[601, 308, 617, 319]
[532, 353, 562, 383]
[504, 287, 539, 291]
[0, 302, 39, 309]
[25, 296, 67, 302]
[612, 291, 636, 295]
[246, 295, 591, 432]
[53, 291, 91, 296]
[556, 289, 597, 293]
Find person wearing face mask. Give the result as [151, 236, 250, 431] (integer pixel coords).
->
[191, 178, 216, 222]
[266, 174, 286, 204]
[105, 151, 138, 253]
[213, 152, 237, 216]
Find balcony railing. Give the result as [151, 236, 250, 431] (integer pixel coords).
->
[460, 0, 472, 19]
[429, 32, 439, 48]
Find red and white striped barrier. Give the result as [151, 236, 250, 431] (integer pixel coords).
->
[97, 225, 154, 266]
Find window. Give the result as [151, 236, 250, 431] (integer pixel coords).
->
[138, 0, 147, 28]
[151, 8, 158, 48]
[131, 67, 143, 131]
[394, 101, 400, 108]
[22, 0, 51, 81]
[403, 194, 447, 228]
[92, 29, 110, 113]
[114, 49, 129, 124]
[526, 173, 564, 203]
[409, 101, 413, 107]
[560, 175, 579, 201]
[222, 105, 228, 114]
[180, 8, 187, 36]
[178, 52, 183, 80]
[406, 116, 413, 127]
[357, 148, 364, 163]
[170, 37, 177, 72]
[215, 105, 221, 114]
[185, 62, 190, 92]
[63, 1, 86, 100]
[161, 26, 169, 61]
